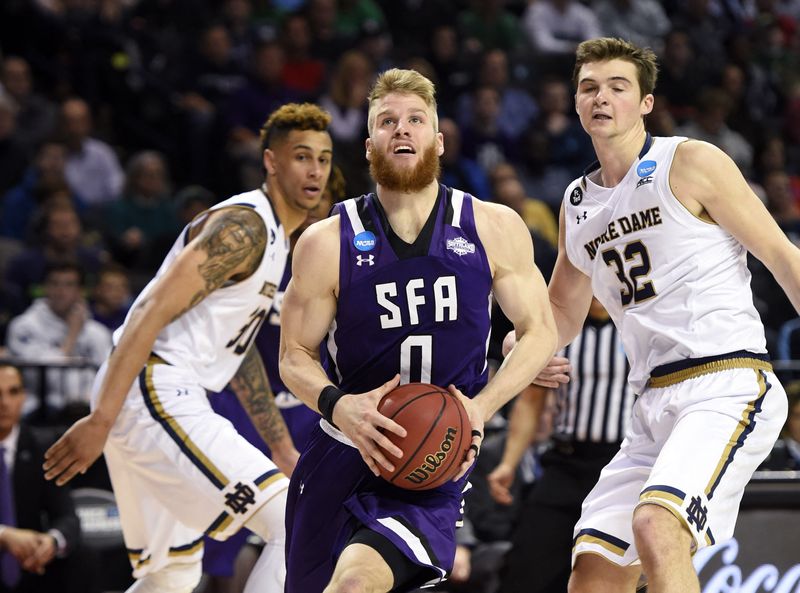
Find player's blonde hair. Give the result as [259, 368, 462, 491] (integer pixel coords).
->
[573, 38, 659, 98]
[367, 68, 439, 133]
[259, 103, 332, 153]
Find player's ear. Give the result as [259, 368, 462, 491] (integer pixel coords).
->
[641, 94, 654, 116]
[365, 137, 373, 162]
[263, 148, 276, 176]
[436, 131, 444, 157]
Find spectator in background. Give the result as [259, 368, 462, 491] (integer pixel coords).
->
[526, 77, 594, 179]
[439, 117, 491, 200]
[5, 262, 112, 418]
[656, 29, 704, 123]
[523, 0, 601, 74]
[4, 202, 106, 311]
[460, 85, 520, 172]
[490, 163, 559, 248]
[592, 0, 671, 55]
[380, 0, 455, 59]
[335, 0, 386, 48]
[220, 0, 261, 70]
[0, 363, 83, 593]
[1, 139, 86, 242]
[176, 22, 245, 188]
[457, 0, 525, 54]
[676, 88, 754, 175]
[0, 95, 29, 198]
[0, 56, 57, 154]
[306, 0, 347, 60]
[105, 150, 179, 273]
[760, 389, 800, 470]
[427, 25, 474, 117]
[224, 41, 300, 191]
[457, 49, 538, 142]
[671, 0, 731, 78]
[319, 49, 374, 197]
[59, 98, 124, 207]
[280, 13, 326, 98]
[89, 265, 132, 333]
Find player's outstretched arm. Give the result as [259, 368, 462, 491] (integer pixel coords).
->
[231, 345, 298, 476]
[487, 384, 547, 505]
[279, 217, 406, 476]
[672, 140, 800, 313]
[44, 207, 267, 486]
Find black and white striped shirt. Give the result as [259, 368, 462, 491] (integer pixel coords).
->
[554, 317, 635, 444]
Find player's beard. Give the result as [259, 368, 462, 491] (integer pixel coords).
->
[370, 141, 441, 193]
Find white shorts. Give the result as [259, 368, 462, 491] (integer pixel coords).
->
[94, 355, 288, 578]
[572, 358, 787, 567]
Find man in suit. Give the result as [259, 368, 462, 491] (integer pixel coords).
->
[0, 363, 81, 592]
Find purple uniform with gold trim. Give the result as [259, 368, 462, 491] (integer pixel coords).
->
[285, 185, 493, 592]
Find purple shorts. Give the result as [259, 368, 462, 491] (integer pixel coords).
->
[285, 423, 471, 593]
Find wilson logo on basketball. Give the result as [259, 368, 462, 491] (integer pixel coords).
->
[404, 427, 458, 485]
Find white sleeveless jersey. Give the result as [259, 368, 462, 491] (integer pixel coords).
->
[564, 135, 766, 392]
[114, 188, 288, 391]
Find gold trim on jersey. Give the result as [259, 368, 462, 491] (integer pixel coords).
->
[206, 511, 235, 539]
[639, 489, 684, 507]
[647, 358, 772, 389]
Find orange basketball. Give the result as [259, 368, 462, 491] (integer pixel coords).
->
[376, 383, 472, 491]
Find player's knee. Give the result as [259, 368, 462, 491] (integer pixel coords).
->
[245, 487, 287, 543]
[128, 562, 202, 593]
[326, 571, 390, 593]
[632, 504, 690, 557]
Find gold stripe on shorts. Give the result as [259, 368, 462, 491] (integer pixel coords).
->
[647, 358, 772, 389]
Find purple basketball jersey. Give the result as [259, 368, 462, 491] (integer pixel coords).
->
[328, 185, 492, 396]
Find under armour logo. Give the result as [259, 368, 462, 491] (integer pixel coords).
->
[224, 482, 256, 514]
[356, 254, 374, 266]
[577, 211, 587, 224]
[299, 482, 305, 495]
[686, 495, 708, 531]
[176, 388, 189, 397]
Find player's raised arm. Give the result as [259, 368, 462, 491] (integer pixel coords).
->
[44, 206, 267, 485]
[671, 140, 800, 312]
[279, 216, 405, 476]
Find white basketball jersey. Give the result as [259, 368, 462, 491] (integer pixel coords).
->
[114, 188, 288, 391]
[564, 135, 766, 392]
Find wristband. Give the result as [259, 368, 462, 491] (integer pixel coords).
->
[318, 385, 346, 428]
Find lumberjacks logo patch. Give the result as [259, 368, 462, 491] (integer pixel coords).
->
[446, 236, 475, 256]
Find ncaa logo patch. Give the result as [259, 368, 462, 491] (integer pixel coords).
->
[637, 160, 657, 177]
[570, 187, 583, 206]
[353, 231, 376, 252]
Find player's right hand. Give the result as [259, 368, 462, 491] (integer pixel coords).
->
[43, 414, 110, 486]
[332, 374, 405, 477]
[487, 462, 516, 505]
[533, 356, 571, 389]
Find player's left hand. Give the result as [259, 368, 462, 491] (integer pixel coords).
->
[450, 544, 472, 583]
[43, 413, 110, 486]
[449, 385, 483, 482]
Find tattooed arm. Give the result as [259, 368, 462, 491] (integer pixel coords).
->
[44, 207, 267, 485]
[230, 346, 299, 476]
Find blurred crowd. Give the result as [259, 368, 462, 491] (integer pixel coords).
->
[2, 0, 800, 591]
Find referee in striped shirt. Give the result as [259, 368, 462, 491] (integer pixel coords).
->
[488, 298, 635, 593]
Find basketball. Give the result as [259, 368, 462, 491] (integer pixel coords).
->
[376, 383, 472, 491]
